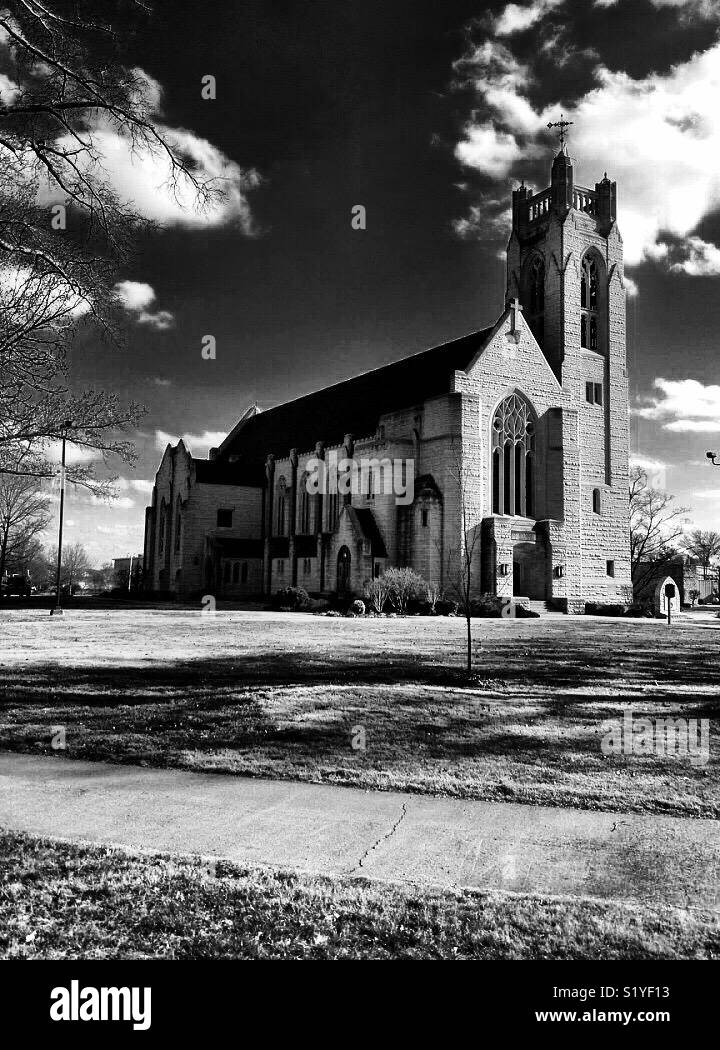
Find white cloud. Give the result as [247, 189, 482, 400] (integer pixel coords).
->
[490, 0, 565, 36]
[46, 442, 100, 467]
[455, 124, 527, 179]
[453, 37, 720, 268]
[115, 477, 155, 495]
[629, 454, 668, 471]
[597, 0, 719, 10]
[31, 68, 262, 232]
[635, 378, 720, 433]
[0, 72, 20, 105]
[113, 280, 175, 330]
[153, 377, 172, 387]
[624, 275, 639, 297]
[664, 236, 720, 276]
[86, 117, 262, 231]
[629, 453, 668, 486]
[154, 429, 227, 457]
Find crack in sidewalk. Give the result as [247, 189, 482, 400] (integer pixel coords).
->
[343, 802, 408, 876]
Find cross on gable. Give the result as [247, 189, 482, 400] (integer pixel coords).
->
[509, 297, 523, 333]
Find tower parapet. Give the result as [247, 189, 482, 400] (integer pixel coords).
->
[511, 151, 616, 237]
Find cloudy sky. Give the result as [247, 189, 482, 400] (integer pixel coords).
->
[31, 0, 720, 561]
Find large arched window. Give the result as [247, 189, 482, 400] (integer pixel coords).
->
[491, 393, 536, 518]
[275, 476, 287, 535]
[526, 255, 545, 347]
[580, 254, 599, 351]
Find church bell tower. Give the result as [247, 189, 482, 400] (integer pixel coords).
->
[504, 124, 631, 608]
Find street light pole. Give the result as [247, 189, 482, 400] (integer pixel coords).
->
[706, 453, 720, 601]
[50, 421, 72, 616]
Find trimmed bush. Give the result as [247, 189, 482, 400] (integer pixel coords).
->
[349, 599, 366, 616]
[271, 586, 310, 611]
[585, 602, 629, 617]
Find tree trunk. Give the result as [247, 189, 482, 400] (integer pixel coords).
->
[466, 613, 472, 673]
[0, 525, 8, 587]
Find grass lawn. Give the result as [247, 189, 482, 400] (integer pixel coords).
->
[1, 829, 717, 960]
[1, 609, 719, 817]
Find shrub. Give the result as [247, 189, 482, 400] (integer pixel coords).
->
[585, 601, 629, 617]
[271, 586, 310, 611]
[469, 594, 504, 618]
[350, 599, 366, 616]
[383, 567, 428, 614]
[364, 577, 390, 614]
[426, 583, 442, 613]
[435, 598, 458, 616]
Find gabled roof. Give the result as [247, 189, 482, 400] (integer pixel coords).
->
[352, 508, 388, 558]
[216, 325, 495, 464]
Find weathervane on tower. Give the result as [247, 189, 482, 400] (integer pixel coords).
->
[547, 115, 574, 151]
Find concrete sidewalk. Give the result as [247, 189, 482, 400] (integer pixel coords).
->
[1, 753, 718, 909]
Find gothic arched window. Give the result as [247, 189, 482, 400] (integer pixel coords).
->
[326, 492, 339, 532]
[491, 393, 536, 518]
[297, 472, 317, 534]
[275, 476, 287, 535]
[580, 255, 599, 351]
[526, 255, 545, 347]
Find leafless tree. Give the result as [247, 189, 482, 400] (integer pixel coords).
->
[629, 466, 688, 593]
[682, 529, 720, 570]
[47, 539, 90, 588]
[0, 1, 219, 487]
[0, 472, 52, 579]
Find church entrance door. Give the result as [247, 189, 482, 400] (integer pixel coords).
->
[337, 546, 351, 593]
[512, 541, 545, 599]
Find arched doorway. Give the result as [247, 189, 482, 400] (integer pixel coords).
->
[512, 541, 545, 598]
[337, 546, 351, 593]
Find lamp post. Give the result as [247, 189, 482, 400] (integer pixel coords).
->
[706, 453, 720, 599]
[50, 420, 72, 616]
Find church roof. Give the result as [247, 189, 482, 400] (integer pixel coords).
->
[217, 325, 494, 463]
[193, 458, 265, 487]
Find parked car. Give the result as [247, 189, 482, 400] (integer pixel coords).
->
[1, 571, 32, 598]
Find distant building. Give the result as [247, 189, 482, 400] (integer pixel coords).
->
[636, 556, 718, 606]
[144, 144, 632, 611]
[113, 555, 143, 592]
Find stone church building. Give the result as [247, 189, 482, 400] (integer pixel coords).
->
[143, 146, 632, 612]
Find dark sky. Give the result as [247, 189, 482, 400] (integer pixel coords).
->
[58, 0, 720, 558]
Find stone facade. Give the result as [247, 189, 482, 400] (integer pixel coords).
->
[144, 148, 632, 610]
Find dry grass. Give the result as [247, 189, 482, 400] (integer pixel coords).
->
[2, 829, 717, 960]
[1, 609, 719, 816]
